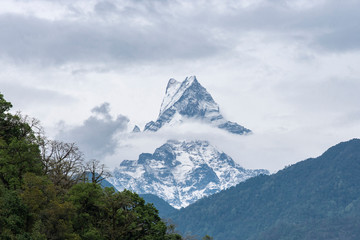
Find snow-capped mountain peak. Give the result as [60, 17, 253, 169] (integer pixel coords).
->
[145, 76, 251, 135]
[108, 140, 268, 209]
[159, 76, 197, 116]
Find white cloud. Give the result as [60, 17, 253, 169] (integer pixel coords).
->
[1, 0, 360, 67]
[1, 0, 360, 173]
[103, 119, 360, 173]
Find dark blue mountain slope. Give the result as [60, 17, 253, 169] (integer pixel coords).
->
[169, 139, 360, 240]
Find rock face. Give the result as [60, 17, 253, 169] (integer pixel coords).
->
[132, 125, 141, 133]
[144, 76, 251, 135]
[108, 140, 268, 209]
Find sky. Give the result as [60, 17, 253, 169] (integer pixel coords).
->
[1, 0, 360, 172]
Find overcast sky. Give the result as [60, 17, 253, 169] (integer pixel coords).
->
[1, 0, 360, 172]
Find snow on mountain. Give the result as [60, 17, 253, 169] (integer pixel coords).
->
[160, 78, 183, 116]
[108, 140, 268, 209]
[144, 76, 251, 135]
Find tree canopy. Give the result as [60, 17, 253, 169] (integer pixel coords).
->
[0, 92, 184, 240]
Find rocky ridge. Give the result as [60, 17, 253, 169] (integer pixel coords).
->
[108, 140, 268, 209]
[144, 76, 251, 135]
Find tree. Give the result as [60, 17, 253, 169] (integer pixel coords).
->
[82, 159, 111, 185]
[67, 184, 170, 240]
[20, 173, 77, 240]
[202, 235, 213, 240]
[0, 184, 31, 239]
[0, 93, 42, 189]
[40, 140, 84, 190]
[0, 93, 43, 238]
[10, 110, 85, 191]
[163, 219, 183, 240]
[121, 190, 167, 240]
[101, 187, 134, 240]
[0, 93, 185, 240]
[66, 183, 105, 239]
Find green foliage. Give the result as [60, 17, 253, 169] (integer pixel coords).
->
[67, 183, 104, 237]
[0, 93, 12, 114]
[20, 173, 76, 239]
[166, 234, 183, 240]
[66, 184, 168, 240]
[0, 93, 42, 189]
[0, 186, 31, 239]
[0, 93, 184, 240]
[0, 93, 44, 239]
[202, 235, 213, 240]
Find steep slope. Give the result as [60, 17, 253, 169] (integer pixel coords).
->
[108, 140, 268, 209]
[144, 76, 251, 135]
[132, 125, 141, 133]
[139, 194, 178, 218]
[169, 139, 360, 240]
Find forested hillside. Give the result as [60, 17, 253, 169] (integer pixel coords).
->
[0, 93, 182, 240]
[169, 139, 360, 240]
[140, 194, 178, 218]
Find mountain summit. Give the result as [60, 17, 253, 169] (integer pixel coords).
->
[108, 140, 268, 209]
[144, 76, 251, 135]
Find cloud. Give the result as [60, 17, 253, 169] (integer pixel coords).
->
[1, 0, 359, 68]
[56, 102, 129, 160]
[94, 1, 118, 15]
[0, 81, 76, 107]
[104, 117, 360, 173]
[104, 121, 291, 171]
[0, 1, 360, 65]
[1, 0, 360, 174]
[0, 11, 225, 66]
[316, 25, 360, 52]
[91, 102, 112, 119]
[277, 77, 360, 118]
[102, 121, 309, 172]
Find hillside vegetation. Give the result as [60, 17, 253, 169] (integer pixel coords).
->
[0, 93, 182, 240]
[170, 139, 360, 240]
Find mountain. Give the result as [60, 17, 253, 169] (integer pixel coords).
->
[108, 140, 268, 209]
[132, 125, 141, 133]
[144, 76, 251, 135]
[168, 139, 360, 240]
[139, 194, 178, 218]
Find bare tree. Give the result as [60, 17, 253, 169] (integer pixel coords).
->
[14, 112, 44, 143]
[83, 159, 111, 184]
[15, 113, 85, 189]
[41, 140, 84, 189]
